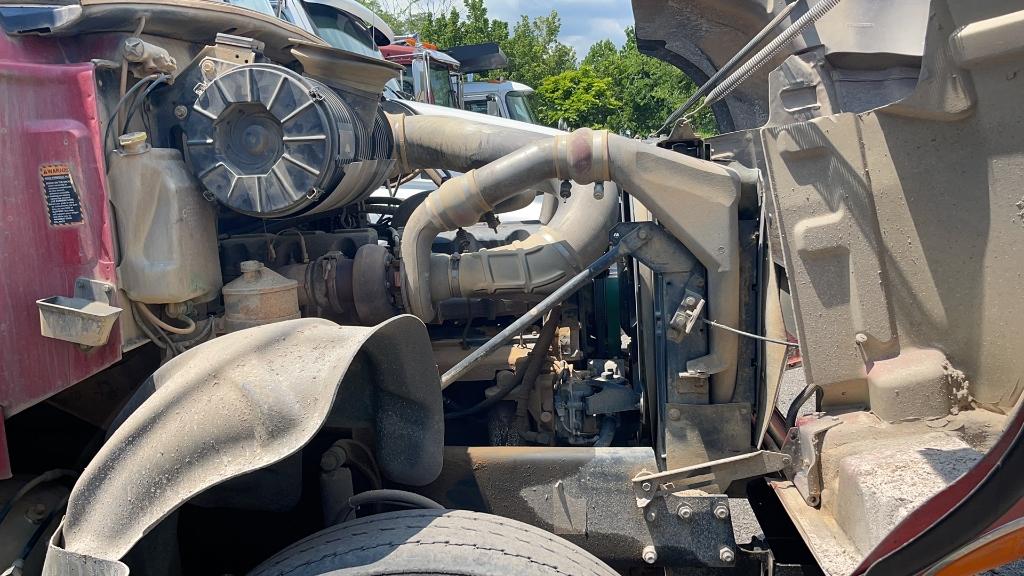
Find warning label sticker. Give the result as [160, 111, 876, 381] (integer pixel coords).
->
[40, 163, 83, 226]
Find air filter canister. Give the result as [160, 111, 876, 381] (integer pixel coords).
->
[184, 63, 358, 218]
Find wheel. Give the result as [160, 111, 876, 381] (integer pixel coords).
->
[249, 509, 618, 576]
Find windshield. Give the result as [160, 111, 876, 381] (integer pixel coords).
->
[505, 91, 536, 124]
[429, 63, 455, 107]
[465, 98, 491, 115]
[304, 2, 380, 58]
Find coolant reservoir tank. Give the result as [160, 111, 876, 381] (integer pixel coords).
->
[107, 132, 222, 304]
[221, 261, 300, 332]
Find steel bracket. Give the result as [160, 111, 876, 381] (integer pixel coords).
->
[668, 293, 705, 343]
[74, 277, 116, 306]
[632, 450, 790, 508]
[781, 416, 841, 507]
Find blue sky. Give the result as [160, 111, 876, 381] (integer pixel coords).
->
[481, 0, 635, 58]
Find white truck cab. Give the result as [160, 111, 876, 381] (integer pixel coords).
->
[462, 79, 537, 124]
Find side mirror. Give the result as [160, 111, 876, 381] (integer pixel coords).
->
[486, 95, 500, 117]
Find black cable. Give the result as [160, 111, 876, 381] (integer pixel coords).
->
[121, 73, 170, 137]
[445, 308, 561, 420]
[101, 73, 162, 155]
[785, 382, 822, 429]
[335, 489, 444, 524]
[363, 197, 404, 205]
[348, 489, 443, 510]
[593, 416, 617, 447]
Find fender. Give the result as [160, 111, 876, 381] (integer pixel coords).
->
[43, 316, 443, 573]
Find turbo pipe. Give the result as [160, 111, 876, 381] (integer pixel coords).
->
[388, 113, 564, 215]
[389, 112, 618, 307]
[389, 113, 559, 174]
[402, 128, 741, 403]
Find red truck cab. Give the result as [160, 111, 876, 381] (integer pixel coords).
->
[380, 39, 461, 108]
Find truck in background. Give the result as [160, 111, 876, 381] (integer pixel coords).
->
[382, 38, 538, 123]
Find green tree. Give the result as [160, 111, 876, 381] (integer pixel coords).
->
[502, 12, 575, 89]
[418, 6, 464, 49]
[534, 66, 619, 129]
[460, 0, 508, 45]
[583, 27, 715, 136]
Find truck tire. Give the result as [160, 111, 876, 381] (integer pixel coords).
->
[249, 509, 618, 576]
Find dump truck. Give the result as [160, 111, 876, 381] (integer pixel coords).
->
[0, 0, 1022, 575]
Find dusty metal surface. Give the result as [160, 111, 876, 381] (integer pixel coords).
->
[413, 446, 739, 568]
[0, 35, 123, 470]
[717, 0, 1024, 571]
[36, 279, 121, 347]
[772, 408, 1006, 575]
[46, 315, 442, 567]
[633, 450, 789, 507]
[220, 261, 300, 332]
[632, 0, 930, 131]
[12, 0, 325, 65]
[763, 0, 1024, 415]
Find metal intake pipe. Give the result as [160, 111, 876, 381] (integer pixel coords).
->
[401, 128, 741, 403]
[390, 112, 619, 303]
[390, 113, 561, 173]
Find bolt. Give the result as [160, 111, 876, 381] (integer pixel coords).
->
[684, 296, 696, 306]
[719, 546, 735, 563]
[200, 59, 216, 75]
[174, 105, 188, 120]
[25, 503, 48, 523]
[677, 504, 692, 519]
[593, 181, 605, 200]
[855, 332, 868, 344]
[646, 509, 657, 522]
[637, 228, 649, 240]
[559, 179, 572, 199]
[642, 545, 658, 564]
[714, 503, 730, 520]
[667, 407, 681, 421]
[540, 411, 553, 423]
[641, 481, 652, 492]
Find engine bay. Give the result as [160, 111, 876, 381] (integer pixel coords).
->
[1, 1, 1023, 575]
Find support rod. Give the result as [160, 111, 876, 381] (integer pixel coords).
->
[441, 238, 632, 388]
